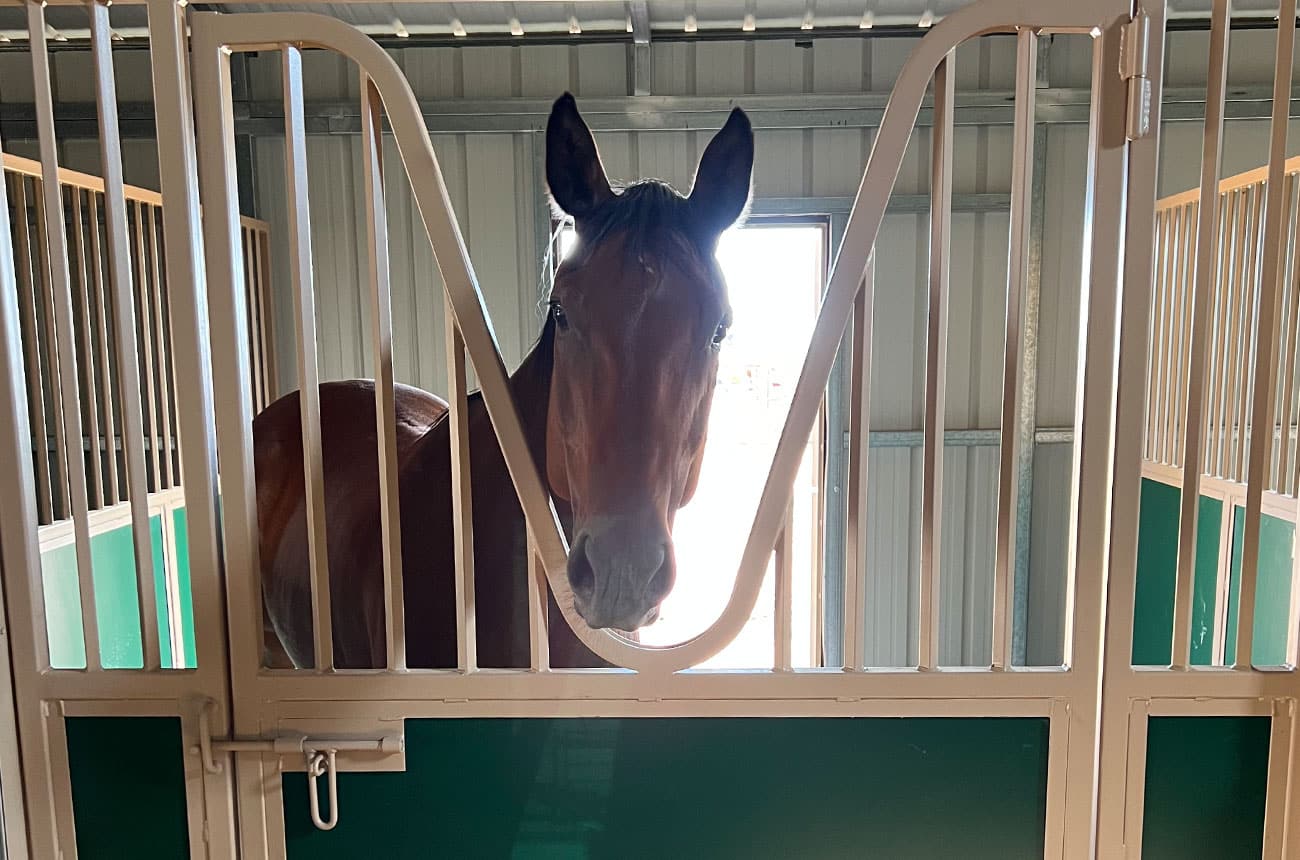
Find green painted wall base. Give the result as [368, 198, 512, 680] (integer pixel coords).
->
[283, 717, 1049, 859]
[66, 717, 190, 859]
[1142, 717, 1270, 859]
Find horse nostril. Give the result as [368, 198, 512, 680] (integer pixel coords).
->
[568, 535, 597, 604]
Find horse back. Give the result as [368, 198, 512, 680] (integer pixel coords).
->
[253, 380, 447, 667]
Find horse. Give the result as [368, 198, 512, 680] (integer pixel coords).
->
[254, 93, 755, 669]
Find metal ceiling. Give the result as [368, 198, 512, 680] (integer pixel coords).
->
[0, 1, 1289, 45]
[215, 1, 1290, 38]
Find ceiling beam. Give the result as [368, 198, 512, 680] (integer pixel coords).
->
[628, 1, 651, 96]
[0, 86, 1290, 140]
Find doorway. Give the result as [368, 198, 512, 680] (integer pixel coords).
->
[556, 220, 827, 667]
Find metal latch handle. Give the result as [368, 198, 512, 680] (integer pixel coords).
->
[306, 749, 339, 831]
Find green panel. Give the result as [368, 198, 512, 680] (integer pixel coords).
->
[151, 515, 174, 669]
[1133, 479, 1222, 665]
[284, 718, 1049, 859]
[172, 507, 197, 668]
[41, 543, 86, 669]
[1142, 717, 1270, 859]
[1225, 506, 1294, 667]
[66, 717, 190, 860]
[87, 522, 144, 668]
[42, 515, 179, 669]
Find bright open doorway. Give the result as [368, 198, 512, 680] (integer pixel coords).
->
[556, 221, 826, 668]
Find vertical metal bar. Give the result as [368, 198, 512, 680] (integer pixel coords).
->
[445, 296, 477, 672]
[92, 1, 160, 671]
[527, 548, 549, 672]
[258, 228, 278, 400]
[10, 179, 53, 525]
[1238, 0, 1295, 669]
[87, 191, 119, 507]
[32, 183, 70, 521]
[147, 7, 242, 849]
[1063, 13, 1140, 852]
[1158, 206, 1179, 465]
[1216, 192, 1248, 480]
[360, 73, 406, 672]
[1040, 697, 1070, 859]
[1011, 120, 1048, 667]
[1096, 5, 1167, 853]
[243, 228, 264, 413]
[1173, 0, 1230, 669]
[1269, 179, 1294, 491]
[1280, 177, 1300, 494]
[842, 258, 875, 671]
[0, 125, 36, 860]
[1171, 205, 1192, 466]
[148, 205, 175, 490]
[1212, 194, 1235, 476]
[774, 502, 794, 672]
[29, 0, 100, 668]
[1208, 193, 1235, 477]
[1263, 697, 1297, 859]
[133, 200, 162, 493]
[283, 46, 333, 672]
[1225, 191, 1249, 480]
[249, 229, 268, 409]
[71, 190, 104, 511]
[993, 29, 1037, 669]
[1122, 701, 1151, 858]
[1173, 203, 1192, 466]
[918, 52, 954, 672]
[1181, 204, 1198, 463]
[183, 15, 263, 849]
[1237, 187, 1265, 482]
[1146, 210, 1167, 461]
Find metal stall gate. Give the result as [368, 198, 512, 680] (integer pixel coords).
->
[0, 0, 1296, 857]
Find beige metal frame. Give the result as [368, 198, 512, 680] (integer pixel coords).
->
[178, 3, 1132, 858]
[1111, 0, 1300, 857]
[2, 0, 1297, 858]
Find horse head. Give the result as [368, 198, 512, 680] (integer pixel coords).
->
[543, 93, 754, 632]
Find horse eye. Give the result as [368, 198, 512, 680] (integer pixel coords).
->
[711, 322, 728, 349]
[552, 303, 569, 332]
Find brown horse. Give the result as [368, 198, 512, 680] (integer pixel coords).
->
[254, 94, 754, 669]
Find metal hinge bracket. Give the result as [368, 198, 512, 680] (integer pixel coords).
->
[1119, 12, 1153, 140]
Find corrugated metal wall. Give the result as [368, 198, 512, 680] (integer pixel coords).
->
[2, 24, 1296, 667]
[238, 32, 1079, 666]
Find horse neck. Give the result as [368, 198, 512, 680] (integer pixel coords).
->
[502, 316, 556, 468]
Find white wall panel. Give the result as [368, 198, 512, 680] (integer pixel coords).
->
[754, 41, 805, 93]
[694, 40, 746, 95]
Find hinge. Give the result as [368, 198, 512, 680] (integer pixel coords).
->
[1119, 12, 1153, 141]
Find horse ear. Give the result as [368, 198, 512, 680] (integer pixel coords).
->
[546, 93, 613, 222]
[688, 107, 754, 239]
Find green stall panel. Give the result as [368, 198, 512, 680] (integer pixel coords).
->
[284, 718, 1049, 859]
[66, 716, 190, 860]
[1133, 479, 1222, 665]
[172, 507, 197, 668]
[1224, 506, 1294, 667]
[41, 514, 182, 669]
[1142, 716, 1270, 858]
[41, 541, 87, 669]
